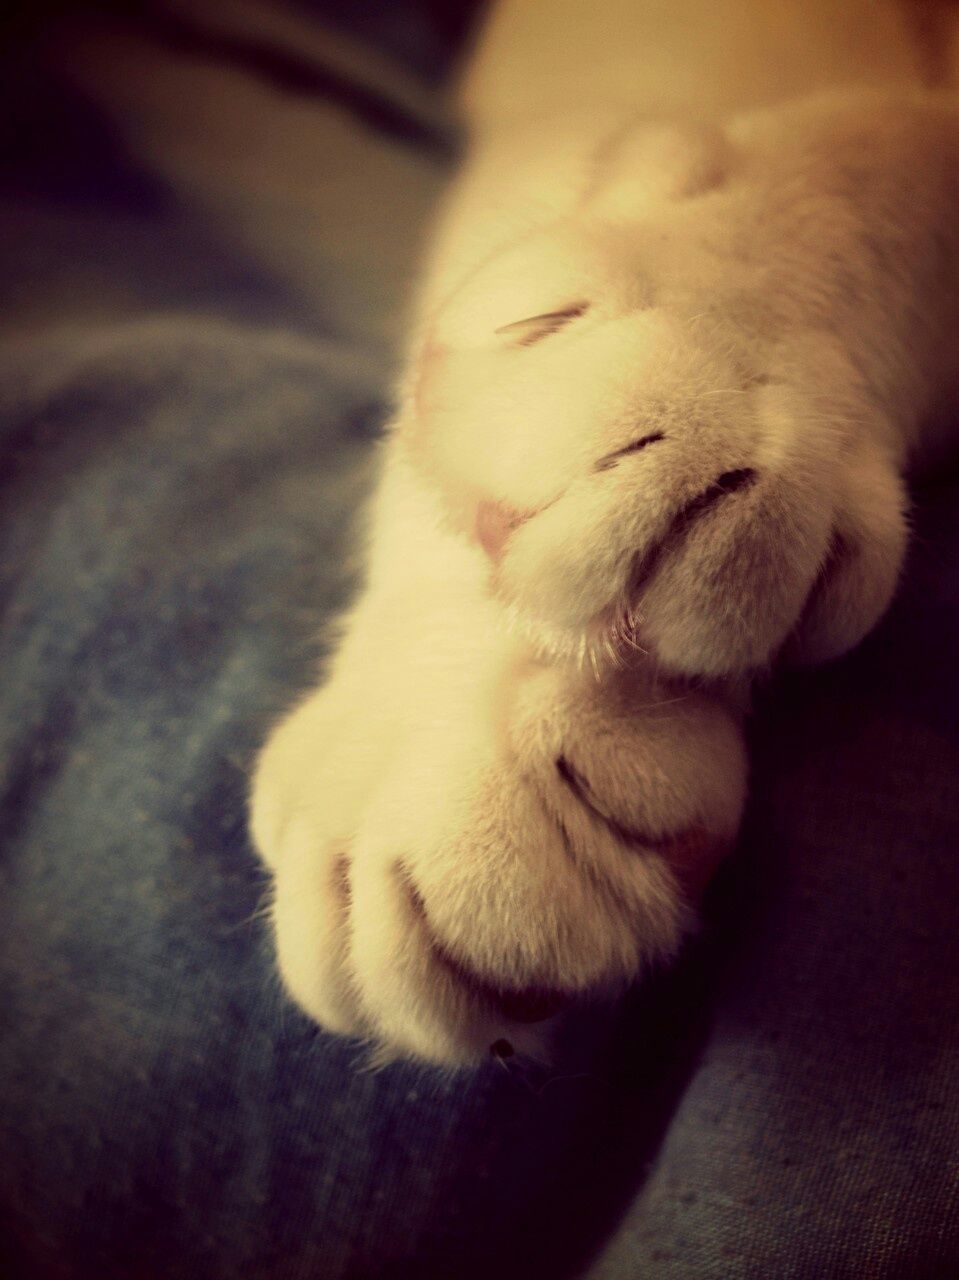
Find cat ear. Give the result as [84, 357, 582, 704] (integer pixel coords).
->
[493, 303, 590, 346]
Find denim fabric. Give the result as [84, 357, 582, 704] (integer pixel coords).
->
[1, 4, 956, 1278]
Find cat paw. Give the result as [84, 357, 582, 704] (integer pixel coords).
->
[490, 396, 908, 677]
[252, 664, 746, 1066]
[408, 225, 908, 677]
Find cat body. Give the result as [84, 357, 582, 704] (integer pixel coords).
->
[252, 0, 959, 1065]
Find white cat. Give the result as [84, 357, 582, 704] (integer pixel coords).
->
[251, 0, 959, 1066]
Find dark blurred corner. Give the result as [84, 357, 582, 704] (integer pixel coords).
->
[0, 0, 485, 340]
[0, 0, 485, 195]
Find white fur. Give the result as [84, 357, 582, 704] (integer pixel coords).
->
[252, 0, 959, 1066]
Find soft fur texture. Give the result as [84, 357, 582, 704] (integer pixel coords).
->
[251, 0, 959, 1066]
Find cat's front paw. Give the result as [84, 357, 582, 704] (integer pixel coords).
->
[409, 227, 908, 678]
[491, 391, 908, 677]
[254, 664, 746, 1067]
